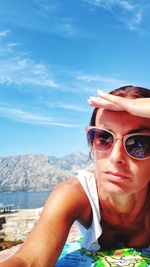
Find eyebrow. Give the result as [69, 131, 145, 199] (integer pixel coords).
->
[128, 127, 150, 134]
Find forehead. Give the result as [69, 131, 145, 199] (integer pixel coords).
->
[95, 108, 150, 133]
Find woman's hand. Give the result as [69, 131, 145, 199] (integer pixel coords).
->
[88, 90, 150, 119]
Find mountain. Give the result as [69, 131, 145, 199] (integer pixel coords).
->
[0, 152, 93, 192]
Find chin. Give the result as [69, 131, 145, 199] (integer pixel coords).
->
[102, 182, 130, 195]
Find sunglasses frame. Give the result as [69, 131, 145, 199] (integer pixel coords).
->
[86, 126, 150, 160]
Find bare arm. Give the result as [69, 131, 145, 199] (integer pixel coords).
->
[0, 179, 90, 267]
[88, 90, 150, 119]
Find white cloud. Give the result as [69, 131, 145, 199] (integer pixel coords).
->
[76, 74, 129, 89]
[0, 42, 20, 54]
[0, 27, 130, 95]
[0, 29, 20, 54]
[77, 75, 100, 82]
[0, 29, 58, 89]
[84, 0, 144, 31]
[0, 105, 78, 128]
[84, 0, 135, 9]
[0, 56, 58, 88]
[122, 10, 143, 30]
[119, 1, 134, 11]
[85, 0, 136, 10]
[0, 30, 10, 37]
[0, 2, 78, 39]
[56, 103, 88, 112]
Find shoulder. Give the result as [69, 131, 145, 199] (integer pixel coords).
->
[50, 176, 86, 201]
[42, 177, 92, 226]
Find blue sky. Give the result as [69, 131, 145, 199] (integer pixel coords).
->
[0, 0, 150, 157]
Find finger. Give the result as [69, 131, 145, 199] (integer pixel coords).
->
[88, 96, 123, 111]
[97, 90, 132, 111]
[97, 90, 124, 104]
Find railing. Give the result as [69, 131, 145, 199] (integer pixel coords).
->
[0, 203, 14, 214]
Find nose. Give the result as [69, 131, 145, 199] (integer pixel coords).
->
[109, 138, 126, 164]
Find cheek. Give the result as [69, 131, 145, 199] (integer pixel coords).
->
[94, 153, 108, 173]
[132, 161, 150, 184]
[140, 165, 150, 182]
[94, 150, 109, 161]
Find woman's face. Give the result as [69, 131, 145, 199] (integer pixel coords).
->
[94, 108, 150, 195]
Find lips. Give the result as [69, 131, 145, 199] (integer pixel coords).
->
[104, 171, 130, 180]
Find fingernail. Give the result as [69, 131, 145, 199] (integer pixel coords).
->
[89, 96, 97, 101]
[87, 99, 92, 104]
[97, 90, 106, 95]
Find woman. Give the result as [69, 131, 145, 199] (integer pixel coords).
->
[1, 85, 150, 267]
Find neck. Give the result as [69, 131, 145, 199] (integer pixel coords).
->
[99, 185, 149, 225]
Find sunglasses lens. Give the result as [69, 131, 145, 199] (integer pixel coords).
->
[126, 135, 150, 159]
[87, 128, 113, 151]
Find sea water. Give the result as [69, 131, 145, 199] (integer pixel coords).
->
[0, 190, 51, 209]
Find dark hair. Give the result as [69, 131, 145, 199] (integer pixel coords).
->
[90, 85, 150, 126]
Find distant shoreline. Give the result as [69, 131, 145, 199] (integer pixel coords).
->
[0, 191, 50, 209]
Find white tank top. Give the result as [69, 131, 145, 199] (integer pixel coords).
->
[76, 170, 102, 251]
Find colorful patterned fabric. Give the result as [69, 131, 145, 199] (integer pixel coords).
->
[56, 239, 150, 267]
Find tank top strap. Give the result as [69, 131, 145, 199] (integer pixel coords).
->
[76, 170, 102, 251]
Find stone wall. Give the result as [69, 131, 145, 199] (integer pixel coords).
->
[0, 208, 43, 250]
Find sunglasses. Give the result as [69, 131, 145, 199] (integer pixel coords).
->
[86, 126, 150, 160]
